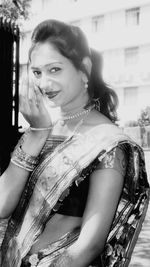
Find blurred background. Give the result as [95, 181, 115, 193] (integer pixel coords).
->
[0, 0, 150, 266]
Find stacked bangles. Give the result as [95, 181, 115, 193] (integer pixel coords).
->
[11, 125, 53, 172]
[11, 145, 39, 172]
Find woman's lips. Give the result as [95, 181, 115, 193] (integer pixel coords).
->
[45, 91, 60, 99]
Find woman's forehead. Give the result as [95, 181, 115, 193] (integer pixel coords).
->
[30, 42, 67, 67]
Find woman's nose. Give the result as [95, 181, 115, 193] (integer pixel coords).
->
[39, 75, 48, 90]
[39, 75, 52, 93]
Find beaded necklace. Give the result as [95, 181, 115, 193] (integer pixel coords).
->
[57, 104, 95, 126]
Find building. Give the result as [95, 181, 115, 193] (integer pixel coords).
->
[19, 0, 150, 126]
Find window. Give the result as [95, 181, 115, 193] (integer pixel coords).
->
[125, 47, 139, 66]
[92, 15, 104, 32]
[124, 87, 138, 105]
[125, 7, 140, 26]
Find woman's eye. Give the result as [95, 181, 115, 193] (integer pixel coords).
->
[33, 70, 41, 77]
[50, 67, 61, 73]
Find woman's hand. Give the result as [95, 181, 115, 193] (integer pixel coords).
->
[19, 77, 52, 128]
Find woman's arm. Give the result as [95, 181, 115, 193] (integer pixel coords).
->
[69, 168, 124, 266]
[0, 130, 48, 219]
[0, 78, 52, 219]
[55, 166, 124, 267]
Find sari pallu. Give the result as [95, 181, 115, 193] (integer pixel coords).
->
[0, 124, 149, 267]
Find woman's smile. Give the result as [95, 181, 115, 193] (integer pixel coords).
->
[45, 90, 61, 99]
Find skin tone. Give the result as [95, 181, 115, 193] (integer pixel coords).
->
[0, 42, 124, 267]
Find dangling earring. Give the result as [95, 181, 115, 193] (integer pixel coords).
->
[82, 74, 88, 91]
[94, 98, 101, 112]
[84, 81, 88, 90]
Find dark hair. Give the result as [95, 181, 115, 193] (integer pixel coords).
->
[29, 19, 118, 122]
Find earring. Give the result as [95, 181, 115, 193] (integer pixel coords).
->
[82, 74, 88, 91]
[84, 81, 88, 90]
[94, 98, 101, 112]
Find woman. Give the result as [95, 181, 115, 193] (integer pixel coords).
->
[0, 19, 149, 267]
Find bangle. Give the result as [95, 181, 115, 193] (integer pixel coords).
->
[10, 159, 34, 172]
[11, 145, 39, 172]
[30, 126, 53, 131]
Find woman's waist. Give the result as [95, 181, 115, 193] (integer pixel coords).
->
[29, 213, 82, 254]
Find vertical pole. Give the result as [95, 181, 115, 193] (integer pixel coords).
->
[0, 17, 20, 173]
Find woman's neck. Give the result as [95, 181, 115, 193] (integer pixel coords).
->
[59, 96, 90, 118]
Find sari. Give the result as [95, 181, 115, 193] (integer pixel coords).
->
[0, 124, 149, 267]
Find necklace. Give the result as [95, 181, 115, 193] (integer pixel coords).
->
[57, 104, 95, 126]
[48, 104, 94, 154]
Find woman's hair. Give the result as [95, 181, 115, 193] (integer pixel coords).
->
[29, 19, 118, 122]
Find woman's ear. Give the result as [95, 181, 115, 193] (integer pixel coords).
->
[82, 57, 92, 77]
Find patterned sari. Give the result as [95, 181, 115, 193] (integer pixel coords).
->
[0, 124, 149, 267]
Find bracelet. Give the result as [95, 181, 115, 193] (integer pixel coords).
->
[11, 145, 39, 172]
[10, 159, 34, 172]
[30, 126, 53, 131]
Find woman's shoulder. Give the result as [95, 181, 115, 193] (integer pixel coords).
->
[84, 109, 115, 129]
[78, 110, 123, 145]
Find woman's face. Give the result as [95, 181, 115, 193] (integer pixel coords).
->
[29, 42, 89, 111]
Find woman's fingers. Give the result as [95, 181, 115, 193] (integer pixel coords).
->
[20, 75, 29, 96]
[33, 85, 52, 126]
[19, 76, 30, 113]
[33, 84, 48, 113]
[19, 76, 52, 127]
[28, 79, 39, 109]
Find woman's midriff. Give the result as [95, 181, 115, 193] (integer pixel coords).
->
[29, 213, 82, 254]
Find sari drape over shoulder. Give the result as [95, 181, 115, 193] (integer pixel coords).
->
[0, 124, 149, 267]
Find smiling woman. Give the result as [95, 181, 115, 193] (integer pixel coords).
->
[29, 42, 89, 111]
[0, 19, 149, 267]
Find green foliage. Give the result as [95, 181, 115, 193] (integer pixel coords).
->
[138, 106, 150, 126]
[0, 0, 31, 21]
